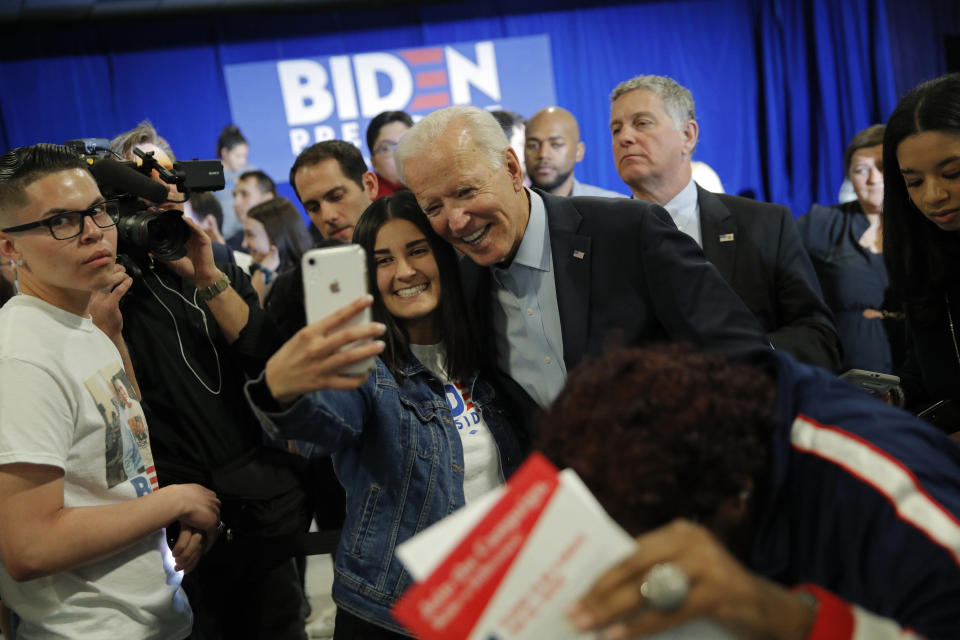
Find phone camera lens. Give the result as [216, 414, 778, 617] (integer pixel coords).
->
[308, 258, 316, 266]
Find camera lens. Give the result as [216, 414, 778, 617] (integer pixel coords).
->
[308, 258, 316, 266]
[145, 211, 190, 261]
[117, 209, 189, 261]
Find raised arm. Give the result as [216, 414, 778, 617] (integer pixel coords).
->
[88, 263, 141, 398]
[162, 217, 250, 342]
[637, 205, 771, 357]
[245, 295, 386, 453]
[765, 209, 842, 372]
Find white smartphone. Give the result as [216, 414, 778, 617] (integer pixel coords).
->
[302, 245, 376, 377]
[839, 369, 900, 395]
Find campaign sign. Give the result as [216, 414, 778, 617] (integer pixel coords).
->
[224, 35, 556, 183]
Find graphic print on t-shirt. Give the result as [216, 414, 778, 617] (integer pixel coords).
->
[84, 365, 157, 494]
[445, 382, 481, 434]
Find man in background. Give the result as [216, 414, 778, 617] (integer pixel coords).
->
[290, 140, 378, 243]
[609, 75, 841, 371]
[525, 106, 624, 198]
[227, 170, 276, 251]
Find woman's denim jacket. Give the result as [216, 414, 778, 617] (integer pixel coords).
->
[246, 356, 524, 634]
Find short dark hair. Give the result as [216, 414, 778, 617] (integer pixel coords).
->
[247, 197, 313, 272]
[289, 140, 368, 202]
[883, 73, 960, 298]
[0, 143, 91, 226]
[110, 120, 175, 161]
[238, 170, 277, 197]
[366, 111, 414, 155]
[844, 124, 885, 174]
[536, 344, 776, 537]
[352, 191, 480, 381]
[490, 110, 526, 140]
[216, 124, 248, 156]
[189, 192, 224, 233]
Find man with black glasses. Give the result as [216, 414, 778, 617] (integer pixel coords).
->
[0, 143, 219, 639]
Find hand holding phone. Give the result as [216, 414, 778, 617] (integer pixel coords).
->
[265, 294, 386, 407]
[302, 245, 378, 377]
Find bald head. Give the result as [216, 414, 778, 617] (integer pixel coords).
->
[524, 106, 585, 195]
[528, 107, 580, 139]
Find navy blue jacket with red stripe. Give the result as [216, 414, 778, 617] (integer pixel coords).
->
[750, 351, 960, 639]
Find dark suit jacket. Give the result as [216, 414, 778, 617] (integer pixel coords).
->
[696, 186, 841, 371]
[461, 189, 771, 439]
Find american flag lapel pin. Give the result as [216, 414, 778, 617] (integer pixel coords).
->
[719, 233, 735, 243]
[573, 250, 585, 259]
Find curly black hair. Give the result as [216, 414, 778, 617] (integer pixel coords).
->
[536, 344, 776, 538]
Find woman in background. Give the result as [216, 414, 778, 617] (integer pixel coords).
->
[883, 73, 960, 425]
[214, 124, 255, 240]
[242, 197, 312, 304]
[798, 124, 902, 373]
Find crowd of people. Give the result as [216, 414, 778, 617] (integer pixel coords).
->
[0, 71, 959, 640]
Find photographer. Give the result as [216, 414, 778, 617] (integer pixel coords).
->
[97, 123, 310, 640]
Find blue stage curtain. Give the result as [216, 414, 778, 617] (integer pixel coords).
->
[885, 0, 960, 99]
[0, 0, 901, 216]
[755, 0, 897, 214]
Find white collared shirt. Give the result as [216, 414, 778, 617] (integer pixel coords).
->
[663, 178, 702, 247]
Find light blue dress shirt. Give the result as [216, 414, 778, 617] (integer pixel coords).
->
[570, 178, 627, 199]
[490, 190, 567, 408]
[663, 177, 702, 247]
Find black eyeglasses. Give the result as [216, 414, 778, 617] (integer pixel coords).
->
[1, 200, 120, 240]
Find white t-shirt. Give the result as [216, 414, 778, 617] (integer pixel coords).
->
[0, 295, 191, 640]
[409, 343, 504, 503]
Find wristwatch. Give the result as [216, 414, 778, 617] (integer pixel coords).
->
[196, 274, 230, 302]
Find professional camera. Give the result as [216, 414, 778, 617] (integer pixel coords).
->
[66, 137, 224, 262]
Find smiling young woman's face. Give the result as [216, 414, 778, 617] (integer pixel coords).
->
[373, 218, 442, 344]
[897, 130, 960, 232]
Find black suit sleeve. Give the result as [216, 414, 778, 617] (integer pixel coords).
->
[637, 206, 772, 358]
[220, 263, 278, 376]
[765, 209, 843, 372]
